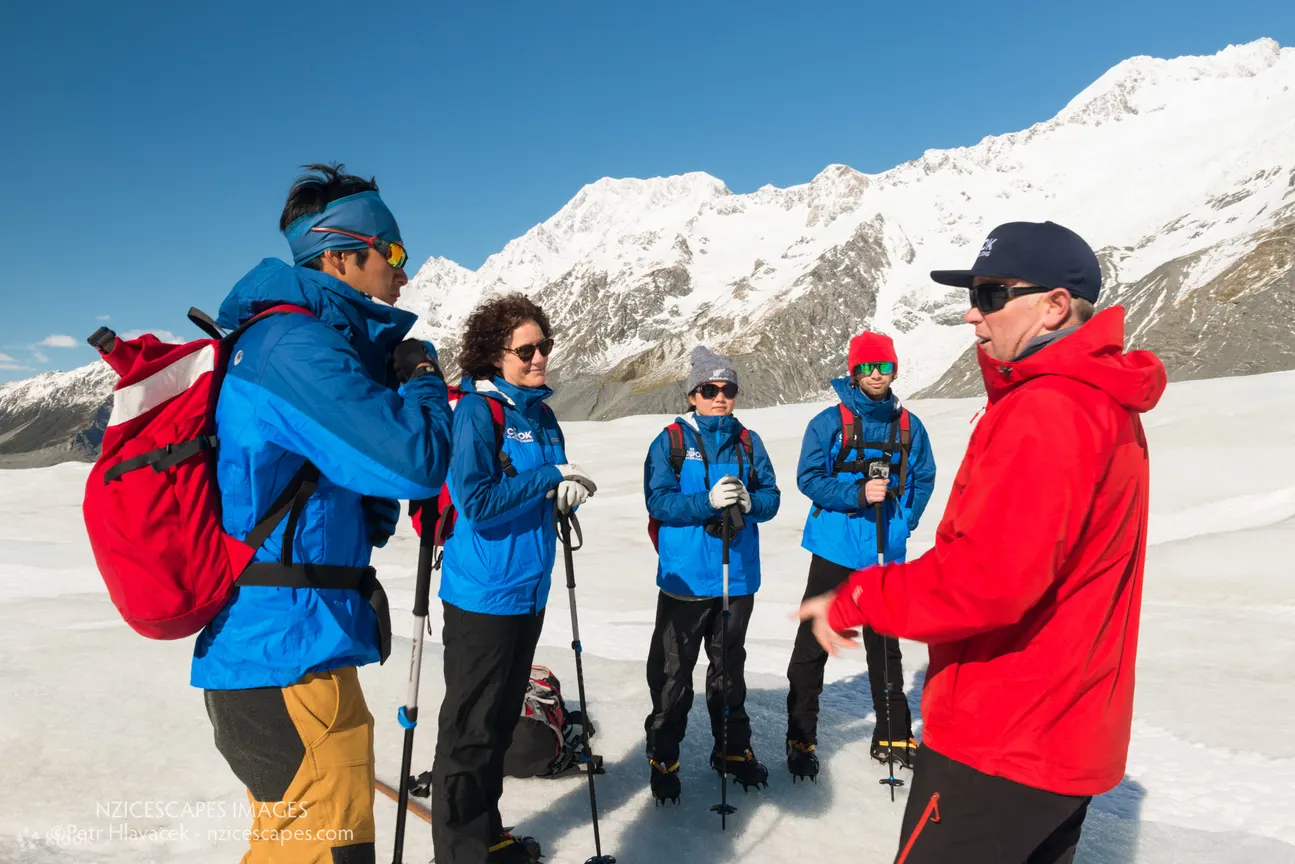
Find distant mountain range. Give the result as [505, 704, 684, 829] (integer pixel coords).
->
[5, 39, 1294, 465]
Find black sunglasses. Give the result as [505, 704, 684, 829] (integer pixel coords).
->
[694, 382, 738, 400]
[502, 337, 555, 363]
[969, 283, 1053, 314]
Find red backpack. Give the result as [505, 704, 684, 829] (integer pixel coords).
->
[82, 305, 315, 640]
[647, 421, 755, 551]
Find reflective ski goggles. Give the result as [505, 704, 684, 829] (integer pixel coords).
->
[969, 283, 1052, 315]
[853, 361, 895, 377]
[502, 337, 555, 363]
[694, 382, 738, 400]
[308, 226, 408, 270]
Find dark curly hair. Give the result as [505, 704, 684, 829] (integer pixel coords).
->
[458, 293, 553, 380]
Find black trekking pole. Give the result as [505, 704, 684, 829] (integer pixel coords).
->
[392, 501, 436, 864]
[558, 511, 616, 864]
[870, 465, 905, 802]
[710, 506, 738, 830]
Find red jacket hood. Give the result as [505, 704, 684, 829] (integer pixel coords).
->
[977, 306, 1167, 413]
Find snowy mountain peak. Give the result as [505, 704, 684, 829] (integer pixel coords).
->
[1058, 38, 1288, 126]
[0, 361, 113, 411]
[531, 171, 730, 242]
[472, 171, 731, 294]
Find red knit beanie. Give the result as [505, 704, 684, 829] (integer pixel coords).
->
[847, 331, 898, 371]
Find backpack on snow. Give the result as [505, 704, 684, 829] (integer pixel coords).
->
[647, 421, 756, 551]
[408, 387, 556, 568]
[502, 664, 597, 779]
[82, 305, 325, 640]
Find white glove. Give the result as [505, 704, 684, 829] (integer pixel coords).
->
[554, 480, 589, 513]
[708, 475, 743, 510]
[555, 463, 597, 495]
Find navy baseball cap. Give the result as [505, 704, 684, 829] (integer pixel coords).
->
[930, 221, 1101, 304]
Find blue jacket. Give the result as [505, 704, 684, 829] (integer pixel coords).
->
[192, 258, 452, 690]
[798, 378, 936, 569]
[439, 377, 567, 615]
[645, 413, 780, 597]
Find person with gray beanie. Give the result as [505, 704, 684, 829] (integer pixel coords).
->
[641, 345, 782, 804]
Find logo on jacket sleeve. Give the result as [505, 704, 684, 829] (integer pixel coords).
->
[506, 427, 535, 444]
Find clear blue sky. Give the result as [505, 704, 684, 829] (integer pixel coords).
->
[2, 0, 1291, 381]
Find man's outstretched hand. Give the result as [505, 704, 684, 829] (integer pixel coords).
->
[796, 590, 861, 656]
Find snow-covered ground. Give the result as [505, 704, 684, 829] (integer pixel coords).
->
[3, 371, 1295, 863]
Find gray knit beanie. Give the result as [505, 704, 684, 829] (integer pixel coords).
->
[686, 345, 739, 394]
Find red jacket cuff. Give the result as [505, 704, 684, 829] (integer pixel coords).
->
[827, 575, 869, 632]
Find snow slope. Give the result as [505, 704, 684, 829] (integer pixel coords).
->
[4, 370, 1295, 862]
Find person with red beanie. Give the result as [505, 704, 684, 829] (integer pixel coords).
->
[784, 328, 937, 782]
[798, 221, 1167, 864]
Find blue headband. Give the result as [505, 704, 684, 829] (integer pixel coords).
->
[283, 190, 404, 266]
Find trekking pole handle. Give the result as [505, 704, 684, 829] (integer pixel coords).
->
[721, 507, 731, 566]
[412, 500, 436, 619]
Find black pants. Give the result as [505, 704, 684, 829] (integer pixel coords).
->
[895, 746, 1091, 864]
[430, 602, 545, 864]
[644, 590, 755, 764]
[786, 554, 912, 745]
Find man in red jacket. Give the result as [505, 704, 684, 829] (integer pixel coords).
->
[798, 221, 1167, 864]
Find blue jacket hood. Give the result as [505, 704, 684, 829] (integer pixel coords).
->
[216, 258, 418, 356]
[830, 376, 898, 423]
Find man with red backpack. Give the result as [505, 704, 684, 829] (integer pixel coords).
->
[784, 331, 936, 782]
[194, 164, 453, 864]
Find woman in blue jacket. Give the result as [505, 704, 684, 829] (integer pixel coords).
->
[643, 345, 781, 804]
[429, 294, 595, 864]
[784, 331, 936, 782]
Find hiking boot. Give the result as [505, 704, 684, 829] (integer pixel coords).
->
[488, 832, 542, 863]
[649, 758, 681, 805]
[710, 747, 769, 791]
[871, 737, 918, 770]
[786, 739, 819, 783]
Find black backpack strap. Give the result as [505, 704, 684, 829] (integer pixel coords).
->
[236, 563, 390, 664]
[187, 307, 225, 339]
[242, 461, 320, 565]
[237, 563, 372, 589]
[689, 425, 712, 488]
[103, 435, 218, 484]
[665, 424, 686, 477]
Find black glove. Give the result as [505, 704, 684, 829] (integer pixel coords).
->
[362, 496, 401, 548]
[392, 339, 442, 385]
[704, 505, 745, 540]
